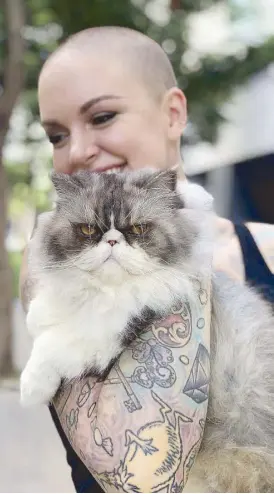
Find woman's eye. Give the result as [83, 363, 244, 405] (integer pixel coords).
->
[79, 224, 97, 236]
[91, 112, 117, 126]
[48, 133, 67, 146]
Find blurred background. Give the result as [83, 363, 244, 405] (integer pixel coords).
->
[0, 0, 274, 491]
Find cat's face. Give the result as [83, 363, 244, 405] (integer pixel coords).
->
[42, 169, 196, 278]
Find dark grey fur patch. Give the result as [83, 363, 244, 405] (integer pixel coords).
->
[120, 307, 161, 348]
[83, 306, 168, 378]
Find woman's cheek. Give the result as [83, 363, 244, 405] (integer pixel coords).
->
[100, 129, 130, 155]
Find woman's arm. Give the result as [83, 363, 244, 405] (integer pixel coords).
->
[52, 279, 211, 493]
[20, 234, 211, 492]
[20, 217, 274, 492]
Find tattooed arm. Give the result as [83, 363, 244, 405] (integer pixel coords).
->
[19, 207, 212, 492]
[19, 217, 274, 492]
[52, 280, 211, 493]
[20, 239, 211, 492]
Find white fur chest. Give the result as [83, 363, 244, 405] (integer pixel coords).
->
[26, 261, 195, 377]
[27, 281, 139, 373]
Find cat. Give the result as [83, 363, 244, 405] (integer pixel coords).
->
[20, 169, 213, 405]
[20, 169, 274, 492]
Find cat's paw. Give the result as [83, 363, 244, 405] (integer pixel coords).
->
[20, 367, 60, 407]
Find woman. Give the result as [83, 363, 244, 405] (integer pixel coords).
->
[20, 26, 274, 493]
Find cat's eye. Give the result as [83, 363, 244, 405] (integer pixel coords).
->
[130, 224, 146, 235]
[79, 224, 97, 236]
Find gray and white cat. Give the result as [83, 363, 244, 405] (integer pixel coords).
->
[20, 169, 212, 404]
[20, 169, 274, 492]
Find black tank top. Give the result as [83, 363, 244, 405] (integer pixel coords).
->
[234, 224, 274, 304]
[49, 405, 102, 493]
[49, 223, 274, 493]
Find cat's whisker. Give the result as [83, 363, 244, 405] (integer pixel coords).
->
[81, 202, 108, 232]
[93, 210, 108, 232]
[123, 201, 138, 223]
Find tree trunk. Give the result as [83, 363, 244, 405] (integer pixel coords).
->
[0, 0, 25, 376]
[170, 0, 181, 10]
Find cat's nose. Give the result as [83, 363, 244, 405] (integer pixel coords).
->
[108, 240, 118, 247]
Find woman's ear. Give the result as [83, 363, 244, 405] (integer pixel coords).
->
[162, 87, 187, 141]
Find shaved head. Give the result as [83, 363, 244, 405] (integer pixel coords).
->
[38, 26, 186, 176]
[40, 26, 177, 100]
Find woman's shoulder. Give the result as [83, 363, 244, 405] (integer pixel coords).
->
[213, 217, 274, 281]
[246, 221, 274, 273]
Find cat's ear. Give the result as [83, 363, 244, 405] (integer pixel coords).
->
[139, 170, 184, 209]
[50, 171, 85, 200]
[133, 169, 177, 193]
[146, 169, 178, 192]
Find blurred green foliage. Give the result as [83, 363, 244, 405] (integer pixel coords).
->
[9, 250, 22, 298]
[1, 0, 274, 299]
[38, 0, 274, 142]
[2, 0, 274, 145]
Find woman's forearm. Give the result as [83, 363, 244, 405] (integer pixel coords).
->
[53, 278, 211, 493]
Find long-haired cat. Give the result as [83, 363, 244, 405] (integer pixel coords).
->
[20, 169, 211, 399]
[21, 169, 274, 492]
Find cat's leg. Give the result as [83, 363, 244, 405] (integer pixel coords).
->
[26, 294, 59, 338]
[20, 332, 61, 406]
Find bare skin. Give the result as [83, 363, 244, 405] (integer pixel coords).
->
[214, 218, 274, 282]
[20, 28, 274, 492]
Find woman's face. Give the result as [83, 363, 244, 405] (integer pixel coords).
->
[38, 49, 185, 174]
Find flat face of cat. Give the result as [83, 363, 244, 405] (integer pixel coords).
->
[42, 169, 196, 276]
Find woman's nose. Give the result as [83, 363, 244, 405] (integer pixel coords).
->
[68, 131, 99, 172]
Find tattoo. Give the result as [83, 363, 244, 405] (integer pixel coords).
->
[179, 355, 189, 365]
[66, 407, 79, 442]
[94, 428, 114, 457]
[88, 400, 114, 457]
[195, 280, 209, 306]
[52, 278, 211, 493]
[131, 338, 176, 389]
[197, 317, 205, 329]
[54, 382, 73, 415]
[96, 391, 193, 493]
[152, 302, 192, 348]
[77, 381, 95, 408]
[114, 363, 142, 413]
[88, 402, 96, 418]
[199, 289, 208, 305]
[79, 449, 86, 461]
[183, 344, 210, 404]
[66, 407, 79, 429]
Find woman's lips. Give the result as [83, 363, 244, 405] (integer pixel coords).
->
[94, 163, 127, 174]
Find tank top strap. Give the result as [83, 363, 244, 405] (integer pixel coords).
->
[234, 223, 274, 304]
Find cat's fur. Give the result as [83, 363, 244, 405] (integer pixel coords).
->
[20, 169, 274, 492]
[188, 274, 274, 492]
[20, 169, 213, 404]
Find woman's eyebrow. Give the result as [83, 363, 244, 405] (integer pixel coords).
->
[41, 95, 123, 127]
[41, 119, 63, 129]
[79, 95, 122, 114]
